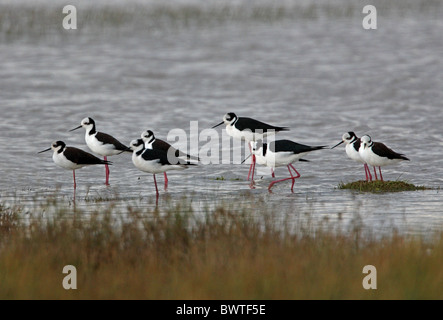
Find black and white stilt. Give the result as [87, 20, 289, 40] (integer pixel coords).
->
[251, 139, 325, 191]
[129, 139, 196, 197]
[70, 117, 130, 185]
[212, 112, 289, 181]
[38, 141, 111, 189]
[141, 129, 199, 189]
[331, 132, 373, 181]
[359, 135, 409, 181]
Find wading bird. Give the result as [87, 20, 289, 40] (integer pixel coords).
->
[212, 112, 289, 181]
[359, 135, 409, 181]
[129, 138, 196, 197]
[38, 140, 112, 189]
[331, 132, 373, 181]
[70, 117, 130, 185]
[141, 129, 199, 189]
[251, 139, 325, 191]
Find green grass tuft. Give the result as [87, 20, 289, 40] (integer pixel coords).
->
[214, 176, 242, 181]
[338, 180, 431, 193]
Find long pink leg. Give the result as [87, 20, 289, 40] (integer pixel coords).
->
[247, 162, 253, 180]
[373, 166, 378, 180]
[268, 176, 290, 191]
[289, 164, 301, 191]
[268, 164, 300, 191]
[73, 170, 77, 189]
[248, 154, 259, 188]
[153, 174, 159, 196]
[379, 167, 383, 181]
[104, 156, 110, 185]
[364, 164, 373, 181]
[247, 143, 252, 180]
[271, 168, 275, 178]
[250, 155, 256, 181]
[247, 156, 256, 181]
[163, 172, 168, 189]
[288, 165, 295, 191]
[364, 164, 372, 181]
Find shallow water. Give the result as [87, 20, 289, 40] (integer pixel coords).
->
[1, 0, 443, 237]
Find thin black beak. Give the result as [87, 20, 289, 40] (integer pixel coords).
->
[211, 121, 224, 129]
[331, 140, 344, 149]
[38, 148, 51, 154]
[241, 154, 252, 164]
[118, 147, 132, 154]
[69, 125, 82, 132]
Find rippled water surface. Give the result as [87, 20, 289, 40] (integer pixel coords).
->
[1, 0, 443, 237]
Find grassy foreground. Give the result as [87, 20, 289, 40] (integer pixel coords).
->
[0, 198, 442, 300]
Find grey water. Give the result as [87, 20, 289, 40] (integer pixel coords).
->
[1, 0, 443, 237]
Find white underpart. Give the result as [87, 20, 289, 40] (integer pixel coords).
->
[359, 144, 403, 167]
[85, 131, 122, 157]
[346, 141, 365, 164]
[252, 147, 267, 166]
[131, 145, 146, 171]
[53, 150, 84, 170]
[267, 150, 308, 168]
[252, 147, 307, 168]
[132, 147, 187, 175]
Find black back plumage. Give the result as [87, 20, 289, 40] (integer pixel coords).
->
[95, 131, 131, 153]
[152, 138, 200, 161]
[143, 131, 200, 161]
[64, 147, 112, 165]
[141, 148, 196, 166]
[85, 118, 130, 153]
[234, 117, 289, 133]
[267, 140, 326, 155]
[371, 142, 409, 161]
[152, 139, 173, 153]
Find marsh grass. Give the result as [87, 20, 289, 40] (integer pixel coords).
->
[0, 196, 442, 299]
[2, 0, 443, 39]
[338, 180, 431, 193]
